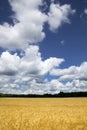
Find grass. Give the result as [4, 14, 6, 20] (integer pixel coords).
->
[0, 98, 87, 130]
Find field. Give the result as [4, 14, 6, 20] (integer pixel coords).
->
[0, 98, 87, 130]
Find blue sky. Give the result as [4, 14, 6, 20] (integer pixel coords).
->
[40, 0, 87, 66]
[0, 0, 87, 94]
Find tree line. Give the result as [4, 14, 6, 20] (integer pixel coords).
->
[0, 91, 87, 98]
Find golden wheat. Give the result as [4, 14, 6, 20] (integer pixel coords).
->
[0, 98, 87, 130]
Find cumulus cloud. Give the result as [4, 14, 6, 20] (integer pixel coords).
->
[51, 62, 87, 81]
[65, 80, 87, 92]
[0, 45, 65, 94]
[1, 49, 87, 94]
[50, 66, 78, 79]
[0, 51, 20, 75]
[40, 57, 64, 75]
[0, 0, 75, 49]
[0, 0, 47, 49]
[0, 45, 64, 76]
[0, 0, 80, 94]
[50, 62, 87, 92]
[0, 59, 87, 94]
[48, 3, 75, 31]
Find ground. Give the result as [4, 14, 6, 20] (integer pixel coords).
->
[0, 98, 87, 130]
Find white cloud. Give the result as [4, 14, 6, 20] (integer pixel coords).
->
[50, 61, 87, 92]
[0, 45, 65, 94]
[84, 9, 87, 14]
[0, 0, 75, 49]
[50, 65, 78, 77]
[0, 45, 64, 77]
[0, 41, 87, 94]
[0, 51, 20, 75]
[0, 0, 81, 94]
[60, 40, 65, 45]
[51, 62, 87, 81]
[40, 57, 64, 75]
[48, 3, 75, 31]
[65, 80, 87, 92]
[0, 58, 87, 94]
[0, 0, 47, 49]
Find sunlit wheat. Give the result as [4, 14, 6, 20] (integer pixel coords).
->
[0, 98, 87, 130]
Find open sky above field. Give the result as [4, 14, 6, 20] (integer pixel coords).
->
[0, 0, 87, 94]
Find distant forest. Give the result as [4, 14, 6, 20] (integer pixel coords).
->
[0, 91, 87, 98]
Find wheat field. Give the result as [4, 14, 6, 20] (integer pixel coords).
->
[0, 98, 87, 130]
